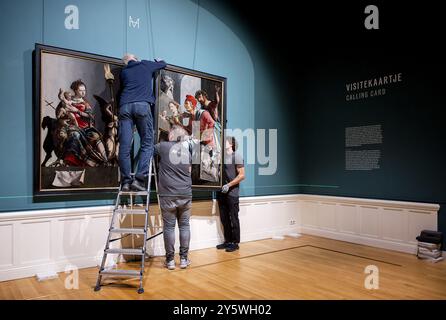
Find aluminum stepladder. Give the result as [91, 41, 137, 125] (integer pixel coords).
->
[94, 157, 163, 294]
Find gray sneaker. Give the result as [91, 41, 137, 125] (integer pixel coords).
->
[164, 259, 175, 270]
[180, 257, 191, 269]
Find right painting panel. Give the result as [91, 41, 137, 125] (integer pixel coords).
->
[155, 65, 226, 189]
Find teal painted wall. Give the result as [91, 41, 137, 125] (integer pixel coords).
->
[0, 0, 268, 212]
[297, 48, 446, 247]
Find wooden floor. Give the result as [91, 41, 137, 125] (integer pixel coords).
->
[1, 235, 445, 300]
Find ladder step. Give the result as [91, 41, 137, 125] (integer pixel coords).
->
[105, 248, 144, 255]
[119, 191, 149, 196]
[115, 208, 147, 215]
[100, 269, 141, 277]
[110, 228, 146, 235]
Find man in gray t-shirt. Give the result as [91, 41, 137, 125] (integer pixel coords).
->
[154, 141, 192, 198]
[216, 136, 245, 252]
[154, 126, 193, 270]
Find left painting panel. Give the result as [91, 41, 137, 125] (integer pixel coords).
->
[34, 44, 124, 195]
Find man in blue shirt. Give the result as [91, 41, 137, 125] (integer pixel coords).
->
[118, 54, 166, 191]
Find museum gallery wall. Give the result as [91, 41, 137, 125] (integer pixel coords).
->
[295, 48, 446, 247]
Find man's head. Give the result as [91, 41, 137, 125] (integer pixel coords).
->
[194, 90, 208, 105]
[122, 53, 138, 65]
[184, 95, 197, 113]
[168, 125, 188, 142]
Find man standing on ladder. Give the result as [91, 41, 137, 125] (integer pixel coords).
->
[118, 53, 166, 191]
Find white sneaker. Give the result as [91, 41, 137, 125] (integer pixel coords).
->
[164, 259, 175, 270]
[180, 258, 191, 269]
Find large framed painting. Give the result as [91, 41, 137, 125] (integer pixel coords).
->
[155, 65, 226, 189]
[34, 44, 124, 195]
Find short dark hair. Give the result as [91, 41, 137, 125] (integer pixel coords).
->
[195, 90, 208, 100]
[169, 125, 187, 142]
[226, 136, 237, 152]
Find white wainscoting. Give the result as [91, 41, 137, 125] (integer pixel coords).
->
[0, 194, 440, 282]
[298, 195, 439, 254]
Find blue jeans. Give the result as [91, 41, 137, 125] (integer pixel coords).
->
[118, 102, 154, 185]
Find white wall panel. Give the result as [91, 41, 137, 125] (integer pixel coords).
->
[337, 204, 357, 234]
[20, 221, 51, 264]
[359, 206, 380, 238]
[0, 224, 13, 266]
[319, 202, 337, 231]
[381, 208, 406, 242]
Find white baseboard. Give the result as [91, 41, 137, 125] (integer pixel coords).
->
[0, 194, 439, 281]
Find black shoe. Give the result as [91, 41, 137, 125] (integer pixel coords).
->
[121, 183, 131, 192]
[225, 243, 239, 252]
[130, 179, 146, 191]
[216, 242, 229, 250]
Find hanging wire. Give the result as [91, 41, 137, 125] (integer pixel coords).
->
[145, 0, 156, 60]
[124, 0, 128, 55]
[192, 0, 200, 70]
[42, 0, 45, 43]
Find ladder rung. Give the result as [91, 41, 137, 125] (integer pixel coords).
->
[100, 269, 141, 277]
[110, 228, 146, 235]
[115, 209, 147, 215]
[119, 191, 149, 196]
[105, 248, 144, 255]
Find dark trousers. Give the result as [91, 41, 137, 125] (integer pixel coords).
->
[118, 102, 154, 185]
[217, 193, 240, 244]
